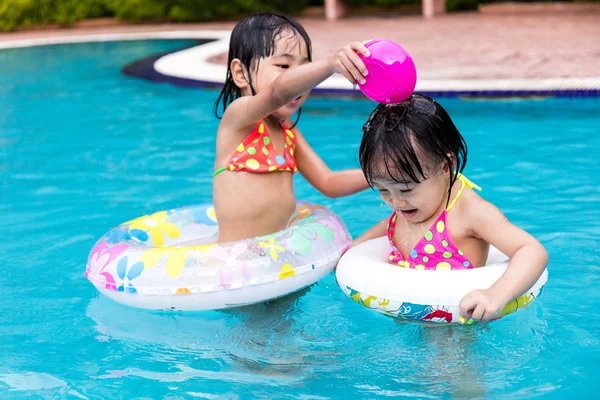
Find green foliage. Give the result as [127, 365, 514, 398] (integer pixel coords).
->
[446, 0, 479, 11]
[0, 0, 313, 31]
[57, 0, 108, 24]
[104, 0, 169, 22]
[0, 0, 35, 32]
[167, 0, 242, 22]
[0, 0, 108, 31]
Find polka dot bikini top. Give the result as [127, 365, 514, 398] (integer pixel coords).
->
[213, 121, 297, 177]
[387, 174, 482, 271]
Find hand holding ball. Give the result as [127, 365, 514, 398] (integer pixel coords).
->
[358, 40, 417, 104]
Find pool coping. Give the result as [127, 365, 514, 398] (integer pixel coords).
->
[2, 30, 599, 97]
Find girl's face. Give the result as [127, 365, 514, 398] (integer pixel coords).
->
[371, 162, 450, 224]
[245, 31, 311, 120]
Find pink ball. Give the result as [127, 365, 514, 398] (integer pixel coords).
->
[358, 40, 417, 104]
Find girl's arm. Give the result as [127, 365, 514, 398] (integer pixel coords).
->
[294, 127, 369, 198]
[459, 196, 548, 323]
[221, 42, 370, 132]
[351, 218, 388, 248]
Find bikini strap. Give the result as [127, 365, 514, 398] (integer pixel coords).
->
[446, 173, 482, 212]
[213, 166, 227, 177]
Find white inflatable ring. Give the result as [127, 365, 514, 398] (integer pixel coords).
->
[86, 201, 350, 310]
[336, 237, 547, 323]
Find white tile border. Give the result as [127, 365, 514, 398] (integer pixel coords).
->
[2, 30, 599, 94]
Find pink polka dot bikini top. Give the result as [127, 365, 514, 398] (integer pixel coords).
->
[213, 121, 297, 177]
[387, 174, 482, 271]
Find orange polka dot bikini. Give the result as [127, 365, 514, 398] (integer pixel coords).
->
[214, 122, 298, 177]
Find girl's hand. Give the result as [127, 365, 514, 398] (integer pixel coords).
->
[459, 288, 507, 323]
[458, 193, 548, 325]
[329, 41, 370, 85]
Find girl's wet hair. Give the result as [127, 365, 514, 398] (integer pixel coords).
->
[214, 13, 312, 124]
[359, 94, 468, 203]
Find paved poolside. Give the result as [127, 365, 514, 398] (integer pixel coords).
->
[1, 10, 598, 81]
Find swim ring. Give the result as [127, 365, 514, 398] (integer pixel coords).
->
[336, 237, 548, 324]
[86, 201, 350, 310]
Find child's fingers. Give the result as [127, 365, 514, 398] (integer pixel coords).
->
[460, 311, 474, 325]
[341, 57, 365, 85]
[480, 310, 493, 323]
[459, 292, 477, 317]
[344, 47, 369, 77]
[350, 41, 370, 57]
[471, 304, 486, 322]
[337, 65, 357, 85]
[331, 56, 357, 84]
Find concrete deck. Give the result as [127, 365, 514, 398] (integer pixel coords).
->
[1, 10, 598, 81]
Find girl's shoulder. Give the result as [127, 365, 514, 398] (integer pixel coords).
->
[220, 96, 253, 122]
[218, 97, 262, 136]
[453, 186, 505, 236]
[451, 186, 488, 230]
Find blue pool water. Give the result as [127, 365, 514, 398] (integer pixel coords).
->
[1, 40, 599, 399]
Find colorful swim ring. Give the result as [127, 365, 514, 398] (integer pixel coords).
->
[86, 201, 350, 310]
[336, 237, 548, 324]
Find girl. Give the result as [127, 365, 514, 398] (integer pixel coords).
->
[354, 94, 548, 323]
[213, 13, 370, 242]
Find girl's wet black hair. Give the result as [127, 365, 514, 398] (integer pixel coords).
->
[213, 13, 312, 127]
[359, 94, 468, 205]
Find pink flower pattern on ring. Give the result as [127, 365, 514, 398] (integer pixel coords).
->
[86, 241, 129, 291]
[321, 216, 349, 246]
[210, 243, 251, 289]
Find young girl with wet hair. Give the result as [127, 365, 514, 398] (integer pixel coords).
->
[355, 94, 548, 322]
[213, 13, 371, 242]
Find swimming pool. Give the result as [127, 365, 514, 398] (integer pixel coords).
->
[1, 39, 599, 398]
